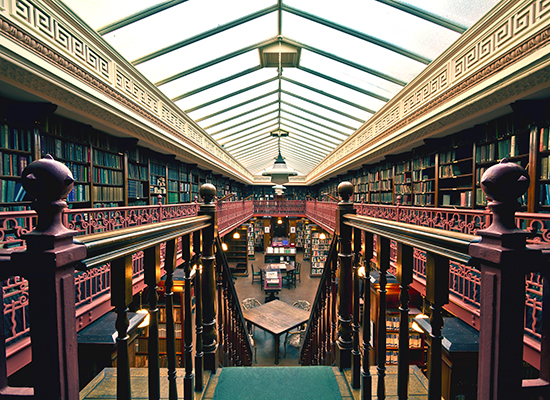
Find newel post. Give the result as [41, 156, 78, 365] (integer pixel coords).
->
[199, 184, 218, 373]
[336, 181, 356, 370]
[11, 155, 86, 399]
[469, 159, 537, 399]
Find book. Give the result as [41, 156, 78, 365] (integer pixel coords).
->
[442, 194, 451, 206]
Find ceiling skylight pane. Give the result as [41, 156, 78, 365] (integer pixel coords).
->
[205, 107, 279, 136]
[280, 110, 348, 140]
[62, 0, 165, 30]
[283, 12, 425, 84]
[282, 80, 372, 121]
[284, 69, 386, 113]
[210, 110, 279, 138]
[135, 13, 277, 84]
[284, 0, 459, 61]
[217, 117, 279, 144]
[180, 80, 279, 119]
[227, 132, 276, 153]
[280, 123, 341, 147]
[280, 92, 361, 128]
[195, 93, 280, 127]
[100, 0, 276, 62]
[281, 103, 356, 134]
[175, 69, 277, 111]
[300, 50, 402, 100]
[159, 51, 260, 99]
[400, 0, 500, 28]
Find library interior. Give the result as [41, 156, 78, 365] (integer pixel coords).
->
[1, 1, 550, 399]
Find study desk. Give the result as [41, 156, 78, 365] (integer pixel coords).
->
[241, 300, 310, 364]
[263, 264, 282, 302]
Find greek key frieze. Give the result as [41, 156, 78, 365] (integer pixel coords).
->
[114, 67, 159, 114]
[12, 0, 111, 80]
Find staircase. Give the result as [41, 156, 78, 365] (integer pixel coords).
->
[205, 366, 351, 400]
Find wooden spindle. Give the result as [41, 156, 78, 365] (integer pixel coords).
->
[111, 255, 133, 400]
[182, 234, 194, 400]
[425, 251, 448, 400]
[193, 230, 203, 391]
[377, 235, 390, 400]
[352, 227, 362, 389]
[362, 230, 373, 400]
[396, 243, 413, 400]
[144, 244, 161, 400]
[164, 239, 178, 400]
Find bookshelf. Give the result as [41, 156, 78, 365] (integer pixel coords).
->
[303, 224, 312, 261]
[411, 152, 435, 207]
[295, 219, 305, 249]
[149, 161, 166, 204]
[437, 137, 473, 208]
[167, 163, 180, 204]
[126, 146, 149, 206]
[354, 167, 368, 203]
[0, 124, 34, 210]
[310, 228, 331, 277]
[394, 159, 412, 205]
[225, 226, 248, 276]
[247, 222, 254, 258]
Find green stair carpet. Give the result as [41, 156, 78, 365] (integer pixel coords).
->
[213, 366, 342, 400]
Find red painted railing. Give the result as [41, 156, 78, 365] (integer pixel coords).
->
[252, 200, 306, 216]
[217, 200, 254, 237]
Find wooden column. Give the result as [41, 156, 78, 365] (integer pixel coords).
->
[336, 182, 356, 370]
[10, 155, 87, 400]
[199, 184, 218, 373]
[144, 244, 161, 400]
[469, 160, 535, 399]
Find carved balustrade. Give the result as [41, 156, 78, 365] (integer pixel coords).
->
[217, 200, 253, 237]
[252, 200, 306, 216]
[305, 200, 337, 232]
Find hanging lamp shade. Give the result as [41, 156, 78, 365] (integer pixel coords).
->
[262, 131, 298, 184]
[272, 184, 286, 196]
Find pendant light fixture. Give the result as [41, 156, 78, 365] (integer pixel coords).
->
[262, 130, 298, 184]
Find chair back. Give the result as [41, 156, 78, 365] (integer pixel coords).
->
[242, 298, 261, 310]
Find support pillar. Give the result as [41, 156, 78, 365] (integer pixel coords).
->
[336, 181, 356, 370]
[199, 184, 218, 373]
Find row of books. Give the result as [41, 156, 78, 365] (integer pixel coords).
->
[395, 162, 411, 174]
[413, 193, 434, 206]
[412, 154, 435, 170]
[92, 149, 122, 169]
[167, 192, 179, 204]
[66, 162, 89, 182]
[439, 149, 457, 164]
[167, 168, 179, 180]
[439, 164, 463, 178]
[167, 180, 178, 191]
[1, 153, 30, 177]
[126, 147, 148, 164]
[369, 180, 393, 191]
[41, 136, 90, 163]
[368, 168, 393, 182]
[441, 190, 472, 207]
[67, 184, 90, 202]
[541, 156, 550, 180]
[370, 192, 393, 203]
[385, 333, 423, 348]
[93, 186, 123, 202]
[150, 162, 166, 176]
[540, 127, 550, 151]
[411, 170, 432, 181]
[150, 176, 166, 186]
[395, 184, 411, 194]
[394, 172, 412, 184]
[412, 181, 433, 193]
[0, 181, 27, 203]
[93, 167, 123, 185]
[128, 180, 146, 199]
[0, 125, 33, 151]
[128, 163, 148, 181]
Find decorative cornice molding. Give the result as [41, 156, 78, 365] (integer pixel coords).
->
[308, 0, 550, 183]
[0, 0, 253, 181]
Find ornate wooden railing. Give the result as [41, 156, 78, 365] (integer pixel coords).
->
[214, 236, 254, 367]
[217, 200, 253, 237]
[302, 166, 550, 399]
[252, 200, 306, 216]
[0, 156, 251, 400]
[300, 235, 338, 366]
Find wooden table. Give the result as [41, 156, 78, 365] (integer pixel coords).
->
[242, 300, 310, 364]
[258, 262, 295, 272]
[263, 265, 282, 302]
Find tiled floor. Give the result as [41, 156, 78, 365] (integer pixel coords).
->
[233, 250, 321, 366]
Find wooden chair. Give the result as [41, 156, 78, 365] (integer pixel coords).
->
[284, 300, 311, 356]
[242, 298, 262, 335]
[294, 262, 301, 282]
[251, 263, 262, 286]
[282, 268, 296, 288]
